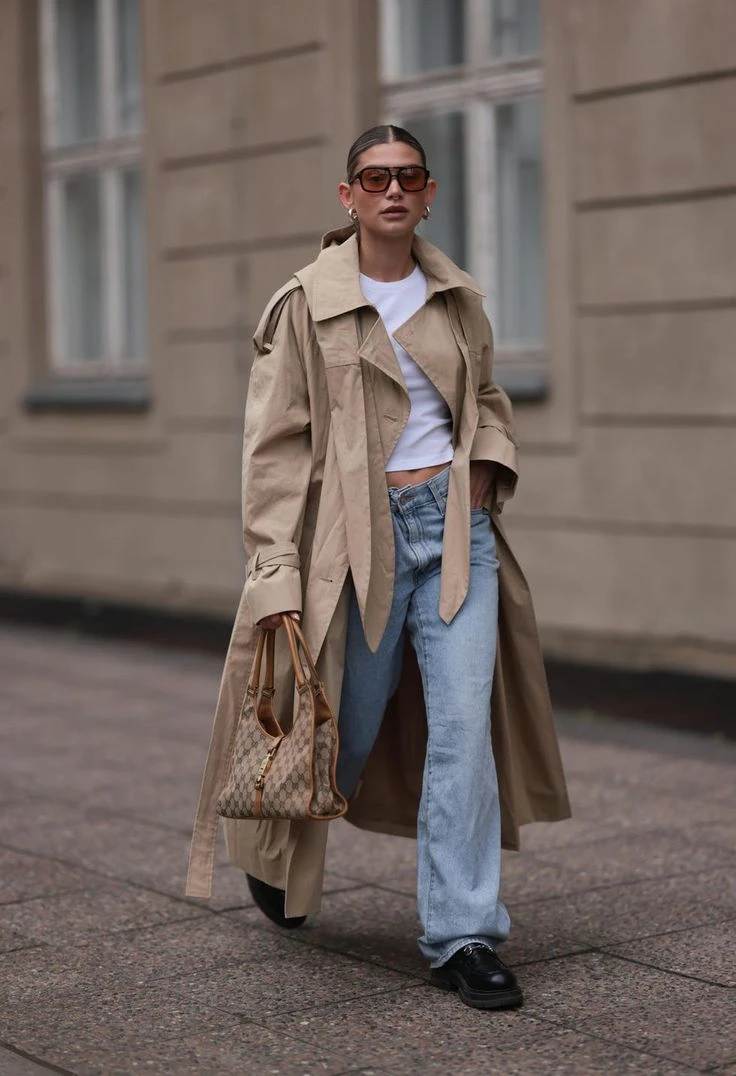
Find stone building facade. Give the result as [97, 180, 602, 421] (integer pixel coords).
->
[1, 0, 735, 679]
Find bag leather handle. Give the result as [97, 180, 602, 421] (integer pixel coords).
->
[282, 618, 332, 726]
[282, 616, 308, 689]
[245, 629, 282, 736]
[249, 620, 331, 725]
[282, 617, 322, 686]
[247, 628, 276, 694]
[248, 620, 313, 693]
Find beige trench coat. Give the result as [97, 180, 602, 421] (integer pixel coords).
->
[187, 227, 571, 913]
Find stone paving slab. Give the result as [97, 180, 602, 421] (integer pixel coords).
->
[1, 623, 735, 1075]
[0, 803, 197, 888]
[526, 830, 736, 897]
[0, 1048, 59, 1076]
[0, 849, 99, 904]
[676, 819, 736, 854]
[232, 886, 427, 979]
[0, 800, 356, 912]
[606, 918, 736, 987]
[0, 985, 245, 1076]
[526, 952, 735, 1070]
[503, 869, 736, 964]
[0, 927, 38, 956]
[0, 737, 206, 814]
[46, 1023, 351, 1076]
[2, 918, 276, 1006]
[257, 989, 706, 1076]
[0, 882, 205, 947]
[326, 808, 736, 905]
[164, 931, 416, 1020]
[326, 819, 418, 894]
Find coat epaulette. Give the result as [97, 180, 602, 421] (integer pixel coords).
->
[253, 277, 302, 353]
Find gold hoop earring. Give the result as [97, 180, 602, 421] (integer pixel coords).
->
[422, 205, 431, 221]
[349, 208, 359, 224]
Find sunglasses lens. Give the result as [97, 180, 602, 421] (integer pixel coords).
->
[400, 167, 427, 191]
[361, 168, 390, 191]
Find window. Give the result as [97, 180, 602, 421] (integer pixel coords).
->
[40, 0, 146, 375]
[380, 0, 546, 394]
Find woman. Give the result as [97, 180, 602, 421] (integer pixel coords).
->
[187, 125, 570, 1012]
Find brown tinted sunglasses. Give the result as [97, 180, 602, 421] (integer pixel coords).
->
[349, 166, 430, 193]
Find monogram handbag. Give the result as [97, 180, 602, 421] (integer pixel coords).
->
[217, 618, 348, 822]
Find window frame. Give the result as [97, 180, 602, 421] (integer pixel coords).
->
[380, 0, 547, 398]
[39, 0, 146, 378]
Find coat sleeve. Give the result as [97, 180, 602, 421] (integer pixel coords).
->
[470, 314, 519, 504]
[242, 288, 312, 624]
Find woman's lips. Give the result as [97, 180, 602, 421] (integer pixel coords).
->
[381, 207, 408, 217]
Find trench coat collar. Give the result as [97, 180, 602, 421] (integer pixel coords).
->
[309, 226, 483, 322]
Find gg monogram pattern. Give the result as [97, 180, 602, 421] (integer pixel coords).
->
[217, 655, 347, 822]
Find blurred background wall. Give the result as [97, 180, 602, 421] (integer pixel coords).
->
[1, 0, 735, 682]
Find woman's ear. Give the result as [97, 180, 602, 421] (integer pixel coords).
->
[337, 181, 353, 213]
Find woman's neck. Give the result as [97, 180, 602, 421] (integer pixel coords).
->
[357, 232, 416, 282]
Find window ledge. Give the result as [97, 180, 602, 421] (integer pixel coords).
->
[494, 351, 549, 402]
[23, 379, 152, 414]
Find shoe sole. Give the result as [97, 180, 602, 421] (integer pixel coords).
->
[431, 972, 524, 1011]
[275, 915, 307, 930]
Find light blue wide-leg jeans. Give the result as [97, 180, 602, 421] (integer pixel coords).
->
[336, 467, 510, 967]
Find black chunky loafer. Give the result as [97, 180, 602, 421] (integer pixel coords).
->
[245, 873, 307, 930]
[431, 943, 523, 1010]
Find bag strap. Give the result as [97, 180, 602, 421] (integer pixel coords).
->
[282, 619, 333, 728]
[282, 617, 308, 690]
[249, 622, 332, 727]
[247, 629, 283, 737]
[249, 622, 319, 698]
[247, 629, 275, 694]
[290, 620, 321, 685]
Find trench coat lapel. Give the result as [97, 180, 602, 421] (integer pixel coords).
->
[357, 312, 406, 390]
[308, 228, 483, 317]
[308, 314, 372, 613]
[392, 305, 459, 425]
[439, 293, 479, 624]
[304, 311, 395, 650]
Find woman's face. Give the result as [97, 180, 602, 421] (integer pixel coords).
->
[338, 141, 436, 241]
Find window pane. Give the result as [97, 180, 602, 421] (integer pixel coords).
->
[57, 0, 100, 145]
[116, 0, 142, 134]
[405, 112, 466, 269]
[122, 168, 146, 360]
[395, 0, 464, 75]
[59, 172, 104, 362]
[495, 96, 544, 344]
[491, 0, 541, 59]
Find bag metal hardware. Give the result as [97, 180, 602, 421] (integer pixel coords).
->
[254, 746, 279, 790]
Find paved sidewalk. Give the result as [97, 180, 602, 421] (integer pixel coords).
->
[0, 624, 734, 1076]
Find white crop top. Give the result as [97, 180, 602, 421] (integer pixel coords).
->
[359, 265, 454, 472]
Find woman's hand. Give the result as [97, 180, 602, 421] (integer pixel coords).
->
[469, 460, 497, 510]
[257, 611, 301, 631]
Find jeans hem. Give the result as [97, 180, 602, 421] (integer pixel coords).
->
[423, 935, 503, 969]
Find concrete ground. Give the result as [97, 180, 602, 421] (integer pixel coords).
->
[0, 624, 734, 1076]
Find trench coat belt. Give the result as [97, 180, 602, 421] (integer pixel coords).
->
[246, 543, 301, 577]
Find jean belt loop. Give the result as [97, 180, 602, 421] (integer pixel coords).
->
[428, 468, 449, 512]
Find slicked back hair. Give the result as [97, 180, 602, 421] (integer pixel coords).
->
[346, 124, 427, 181]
